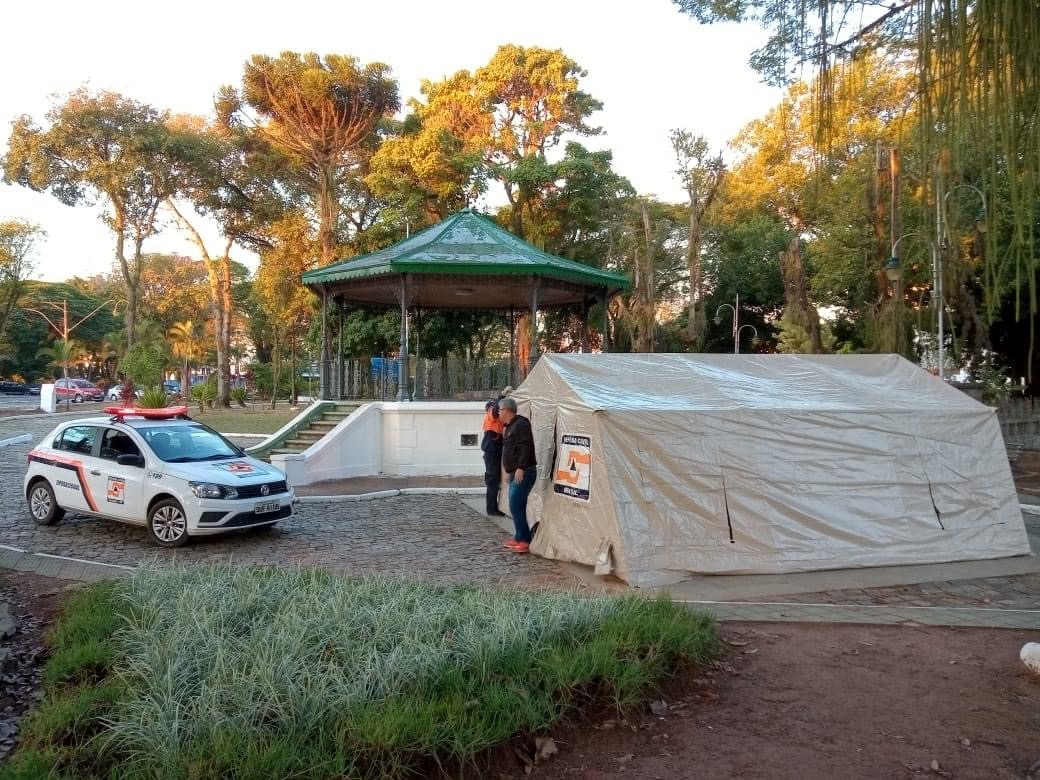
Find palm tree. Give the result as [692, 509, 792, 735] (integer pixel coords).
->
[37, 337, 86, 375]
[168, 320, 202, 392]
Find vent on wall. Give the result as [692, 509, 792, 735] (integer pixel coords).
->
[460, 434, 479, 447]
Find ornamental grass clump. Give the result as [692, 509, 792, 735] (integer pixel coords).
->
[6, 565, 717, 779]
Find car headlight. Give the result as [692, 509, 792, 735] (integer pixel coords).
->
[189, 482, 238, 500]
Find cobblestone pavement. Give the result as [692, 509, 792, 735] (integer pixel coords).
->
[0, 434, 577, 590]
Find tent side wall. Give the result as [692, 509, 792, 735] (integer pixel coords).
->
[600, 407, 1028, 587]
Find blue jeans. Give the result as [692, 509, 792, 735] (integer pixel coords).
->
[507, 468, 537, 542]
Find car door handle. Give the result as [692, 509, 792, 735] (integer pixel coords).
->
[90, 470, 101, 476]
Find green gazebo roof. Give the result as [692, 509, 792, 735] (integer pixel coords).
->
[301, 209, 629, 311]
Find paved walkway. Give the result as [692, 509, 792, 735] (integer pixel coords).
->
[295, 475, 484, 496]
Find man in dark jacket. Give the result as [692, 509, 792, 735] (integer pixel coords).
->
[498, 397, 537, 553]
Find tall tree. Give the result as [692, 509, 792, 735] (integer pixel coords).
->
[408, 45, 602, 242]
[168, 320, 203, 389]
[166, 115, 288, 406]
[0, 220, 42, 356]
[3, 90, 179, 346]
[254, 211, 317, 407]
[671, 130, 724, 347]
[217, 52, 399, 266]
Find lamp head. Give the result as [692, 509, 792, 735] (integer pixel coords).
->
[885, 257, 903, 282]
[713, 315, 721, 326]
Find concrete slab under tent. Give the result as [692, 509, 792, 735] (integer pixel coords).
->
[509, 353, 1032, 587]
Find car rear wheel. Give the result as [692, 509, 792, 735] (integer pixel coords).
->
[148, 499, 190, 547]
[73, 393, 83, 403]
[28, 481, 64, 525]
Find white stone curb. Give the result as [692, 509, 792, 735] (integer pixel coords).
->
[298, 487, 484, 504]
[0, 433, 32, 448]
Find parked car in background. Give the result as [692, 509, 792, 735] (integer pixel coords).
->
[27, 384, 40, 396]
[0, 380, 29, 395]
[105, 384, 144, 402]
[54, 379, 105, 403]
[163, 380, 182, 394]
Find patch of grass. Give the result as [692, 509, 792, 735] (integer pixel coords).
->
[4, 566, 718, 779]
[191, 405, 302, 435]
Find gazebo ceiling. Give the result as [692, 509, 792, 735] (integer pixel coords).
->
[301, 209, 629, 310]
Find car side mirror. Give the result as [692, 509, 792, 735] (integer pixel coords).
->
[116, 454, 145, 468]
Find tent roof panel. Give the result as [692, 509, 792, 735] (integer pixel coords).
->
[524, 353, 984, 413]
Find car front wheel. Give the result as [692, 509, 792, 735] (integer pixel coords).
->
[147, 499, 190, 547]
[73, 393, 83, 403]
[28, 481, 64, 525]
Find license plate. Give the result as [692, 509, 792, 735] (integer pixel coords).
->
[254, 500, 280, 515]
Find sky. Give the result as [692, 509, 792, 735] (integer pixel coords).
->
[0, 0, 782, 282]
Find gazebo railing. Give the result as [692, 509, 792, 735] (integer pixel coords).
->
[328, 357, 514, 401]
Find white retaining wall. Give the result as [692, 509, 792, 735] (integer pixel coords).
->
[270, 402, 486, 486]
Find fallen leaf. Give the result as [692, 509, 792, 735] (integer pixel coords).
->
[650, 700, 669, 717]
[743, 648, 759, 655]
[724, 638, 749, 647]
[615, 753, 634, 764]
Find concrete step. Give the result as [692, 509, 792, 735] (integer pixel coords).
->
[310, 420, 342, 430]
[295, 431, 325, 441]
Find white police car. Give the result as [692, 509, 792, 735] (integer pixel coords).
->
[23, 406, 295, 547]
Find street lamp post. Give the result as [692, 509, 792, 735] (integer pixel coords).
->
[735, 324, 759, 354]
[714, 293, 740, 354]
[939, 184, 988, 381]
[889, 231, 941, 377]
[23, 298, 122, 411]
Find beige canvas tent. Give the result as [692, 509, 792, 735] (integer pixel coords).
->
[508, 353, 1031, 586]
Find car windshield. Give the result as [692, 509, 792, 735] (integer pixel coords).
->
[138, 424, 244, 463]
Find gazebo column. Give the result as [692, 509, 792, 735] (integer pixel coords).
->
[413, 305, 423, 400]
[601, 287, 611, 353]
[528, 278, 540, 374]
[319, 286, 330, 400]
[508, 307, 515, 387]
[397, 275, 410, 401]
[336, 296, 345, 400]
[581, 297, 590, 353]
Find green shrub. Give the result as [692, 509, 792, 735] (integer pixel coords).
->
[191, 382, 216, 414]
[136, 387, 170, 409]
[7, 567, 717, 780]
[119, 344, 162, 389]
[230, 387, 248, 408]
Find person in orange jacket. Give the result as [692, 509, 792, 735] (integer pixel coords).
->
[480, 386, 512, 516]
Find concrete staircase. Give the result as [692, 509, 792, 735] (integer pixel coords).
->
[265, 402, 361, 459]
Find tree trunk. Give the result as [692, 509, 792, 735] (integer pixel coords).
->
[779, 237, 824, 353]
[317, 166, 338, 266]
[290, 323, 298, 407]
[167, 201, 233, 408]
[112, 215, 137, 349]
[217, 242, 233, 408]
[271, 334, 280, 412]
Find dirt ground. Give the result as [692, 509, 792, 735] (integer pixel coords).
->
[506, 623, 1040, 780]
[2, 572, 1038, 780]
[0, 570, 73, 760]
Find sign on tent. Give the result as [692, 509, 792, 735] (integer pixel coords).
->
[554, 434, 592, 501]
